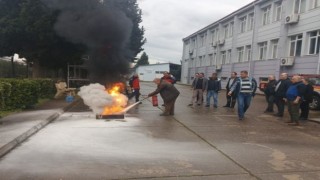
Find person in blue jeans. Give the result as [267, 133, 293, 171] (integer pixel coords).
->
[228, 70, 257, 120]
[205, 73, 221, 108]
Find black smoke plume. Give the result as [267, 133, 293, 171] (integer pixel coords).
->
[42, 0, 133, 84]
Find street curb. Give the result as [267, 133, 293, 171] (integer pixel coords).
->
[0, 98, 80, 159]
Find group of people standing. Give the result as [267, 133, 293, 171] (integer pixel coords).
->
[128, 70, 314, 125]
[263, 73, 314, 126]
[189, 70, 257, 120]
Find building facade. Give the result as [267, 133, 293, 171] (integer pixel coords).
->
[136, 63, 181, 81]
[181, 0, 320, 88]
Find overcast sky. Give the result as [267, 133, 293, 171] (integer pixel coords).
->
[138, 0, 254, 64]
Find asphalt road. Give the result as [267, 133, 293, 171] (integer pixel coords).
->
[0, 82, 320, 180]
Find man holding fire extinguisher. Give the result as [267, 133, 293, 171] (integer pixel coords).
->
[148, 78, 180, 116]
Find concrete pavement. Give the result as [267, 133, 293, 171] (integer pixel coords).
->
[0, 82, 320, 179]
[0, 98, 80, 158]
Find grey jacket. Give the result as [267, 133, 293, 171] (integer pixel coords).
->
[191, 77, 208, 91]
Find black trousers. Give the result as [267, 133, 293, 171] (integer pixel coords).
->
[129, 89, 140, 102]
[265, 95, 275, 112]
[226, 91, 236, 108]
[275, 97, 285, 116]
[300, 100, 310, 119]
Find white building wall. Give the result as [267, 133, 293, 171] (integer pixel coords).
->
[181, 0, 320, 85]
[136, 64, 169, 81]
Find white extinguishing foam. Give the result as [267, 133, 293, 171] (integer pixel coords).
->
[78, 83, 128, 115]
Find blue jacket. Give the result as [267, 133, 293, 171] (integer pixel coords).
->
[285, 82, 306, 101]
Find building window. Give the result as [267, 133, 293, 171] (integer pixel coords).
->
[216, 29, 220, 41]
[309, 30, 320, 55]
[226, 49, 232, 64]
[294, 0, 306, 14]
[221, 51, 226, 64]
[240, 16, 247, 33]
[198, 56, 202, 67]
[237, 47, 244, 62]
[245, 45, 251, 61]
[247, 13, 254, 31]
[229, 22, 234, 37]
[224, 24, 229, 39]
[258, 42, 268, 60]
[271, 39, 279, 59]
[200, 34, 206, 47]
[274, 2, 282, 22]
[311, 0, 320, 9]
[213, 53, 217, 65]
[262, 6, 271, 25]
[211, 28, 219, 43]
[289, 34, 303, 56]
[191, 39, 196, 49]
[211, 30, 215, 43]
[203, 55, 207, 66]
[209, 54, 213, 66]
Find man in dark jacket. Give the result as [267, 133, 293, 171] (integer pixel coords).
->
[205, 73, 221, 108]
[148, 78, 180, 116]
[274, 73, 291, 117]
[300, 77, 314, 120]
[224, 72, 238, 108]
[264, 75, 277, 113]
[189, 72, 208, 106]
[284, 76, 306, 126]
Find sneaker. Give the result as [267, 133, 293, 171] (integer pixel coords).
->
[188, 104, 193, 106]
[205, 105, 210, 107]
[197, 104, 201, 106]
[214, 105, 218, 108]
[223, 105, 229, 107]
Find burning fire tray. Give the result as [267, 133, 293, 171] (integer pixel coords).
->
[96, 114, 125, 119]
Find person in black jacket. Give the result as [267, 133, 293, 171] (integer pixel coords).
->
[300, 77, 314, 120]
[264, 75, 277, 113]
[205, 73, 221, 108]
[223, 72, 238, 108]
[274, 73, 292, 117]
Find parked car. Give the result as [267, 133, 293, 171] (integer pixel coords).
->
[259, 74, 320, 110]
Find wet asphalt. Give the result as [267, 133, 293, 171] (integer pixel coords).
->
[0, 82, 320, 180]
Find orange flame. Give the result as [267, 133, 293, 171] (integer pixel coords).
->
[102, 83, 127, 115]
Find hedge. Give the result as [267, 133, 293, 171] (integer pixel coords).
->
[0, 79, 56, 110]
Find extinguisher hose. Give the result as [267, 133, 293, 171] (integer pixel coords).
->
[121, 96, 150, 113]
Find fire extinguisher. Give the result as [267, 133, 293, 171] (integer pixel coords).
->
[152, 95, 158, 106]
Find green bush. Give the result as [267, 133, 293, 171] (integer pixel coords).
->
[0, 82, 12, 110]
[0, 78, 56, 110]
[36, 79, 56, 99]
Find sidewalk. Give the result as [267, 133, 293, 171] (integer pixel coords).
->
[0, 98, 79, 158]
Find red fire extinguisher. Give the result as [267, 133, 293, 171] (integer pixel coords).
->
[152, 95, 158, 106]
